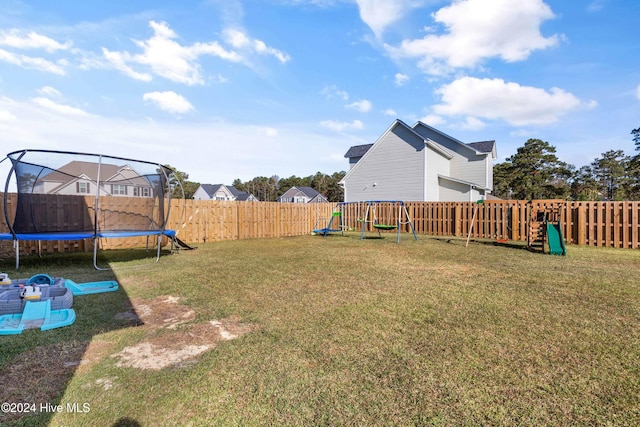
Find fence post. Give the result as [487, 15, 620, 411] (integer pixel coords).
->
[577, 204, 586, 246]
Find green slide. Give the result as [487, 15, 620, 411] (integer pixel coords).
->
[546, 221, 567, 256]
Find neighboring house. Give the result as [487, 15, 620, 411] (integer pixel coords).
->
[228, 185, 259, 202]
[36, 160, 154, 197]
[193, 184, 258, 201]
[340, 119, 496, 202]
[277, 186, 328, 203]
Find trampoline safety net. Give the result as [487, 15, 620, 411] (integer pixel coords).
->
[3, 149, 174, 239]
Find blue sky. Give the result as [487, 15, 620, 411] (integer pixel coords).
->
[0, 0, 639, 185]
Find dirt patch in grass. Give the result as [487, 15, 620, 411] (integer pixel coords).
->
[0, 295, 256, 423]
[110, 295, 257, 370]
[111, 316, 256, 370]
[115, 295, 197, 328]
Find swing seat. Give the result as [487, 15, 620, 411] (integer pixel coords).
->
[373, 224, 396, 230]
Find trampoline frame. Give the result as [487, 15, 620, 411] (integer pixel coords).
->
[1, 149, 179, 270]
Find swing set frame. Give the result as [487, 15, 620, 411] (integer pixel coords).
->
[313, 201, 418, 243]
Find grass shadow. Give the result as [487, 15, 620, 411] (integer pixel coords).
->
[0, 251, 146, 426]
[432, 236, 530, 251]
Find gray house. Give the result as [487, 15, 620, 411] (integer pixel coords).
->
[340, 120, 496, 202]
[193, 184, 258, 201]
[277, 186, 328, 203]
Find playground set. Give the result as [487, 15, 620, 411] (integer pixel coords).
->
[313, 201, 418, 243]
[527, 201, 567, 255]
[315, 199, 566, 254]
[465, 199, 566, 255]
[0, 272, 118, 335]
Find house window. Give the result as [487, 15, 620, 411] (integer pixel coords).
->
[133, 187, 151, 197]
[112, 184, 127, 195]
[77, 182, 90, 194]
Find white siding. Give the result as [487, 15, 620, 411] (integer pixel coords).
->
[438, 177, 471, 202]
[343, 123, 425, 202]
[193, 187, 210, 200]
[413, 123, 490, 189]
[425, 146, 450, 201]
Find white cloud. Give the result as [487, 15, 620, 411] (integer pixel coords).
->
[262, 127, 279, 137]
[320, 119, 364, 132]
[223, 29, 290, 64]
[433, 77, 593, 126]
[0, 95, 353, 185]
[394, 73, 409, 86]
[321, 85, 349, 101]
[32, 97, 90, 116]
[103, 20, 242, 85]
[0, 110, 17, 121]
[587, 0, 609, 12]
[346, 99, 372, 112]
[354, 0, 427, 37]
[387, 0, 561, 75]
[0, 30, 72, 52]
[101, 48, 152, 82]
[0, 48, 66, 75]
[38, 86, 62, 97]
[383, 108, 397, 116]
[142, 91, 194, 114]
[418, 114, 445, 126]
[459, 116, 485, 130]
[636, 84, 640, 100]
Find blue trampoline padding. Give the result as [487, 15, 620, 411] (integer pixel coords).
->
[98, 230, 164, 238]
[0, 230, 176, 240]
[19, 232, 96, 240]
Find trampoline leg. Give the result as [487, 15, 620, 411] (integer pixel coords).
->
[93, 237, 107, 271]
[156, 235, 162, 263]
[14, 240, 19, 270]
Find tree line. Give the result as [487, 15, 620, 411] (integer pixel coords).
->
[169, 127, 640, 202]
[493, 128, 640, 201]
[231, 171, 346, 202]
[166, 169, 346, 202]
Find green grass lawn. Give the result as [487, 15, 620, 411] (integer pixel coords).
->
[1, 234, 639, 426]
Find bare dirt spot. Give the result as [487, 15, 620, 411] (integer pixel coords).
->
[110, 296, 258, 370]
[0, 294, 256, 424]
[115, 295, 197, 329]
[111, 315, 257, 370]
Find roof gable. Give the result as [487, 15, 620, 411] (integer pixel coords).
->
[344, 144, 373, 158]
[279, 186, 324, 200]
[199, 184, 225, 198]
[341, 119, 427, 183]
[412, 121, 491, 156]
[467, 141, 496, 158]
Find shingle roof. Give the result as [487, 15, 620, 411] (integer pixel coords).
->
[297, 186, 321, 198]
[467, 141, 495, 153]
[344, 144, 373, 158]
[227, 185, 241, 196]
[199, 184, 224, 198]
[41, 161, 124, 182]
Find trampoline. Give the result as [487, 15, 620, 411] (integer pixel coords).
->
[1, 149, 179, 269]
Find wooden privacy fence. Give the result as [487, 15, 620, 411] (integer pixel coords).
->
[167, 199, 334, 242]
[1, 194, 640, 255]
